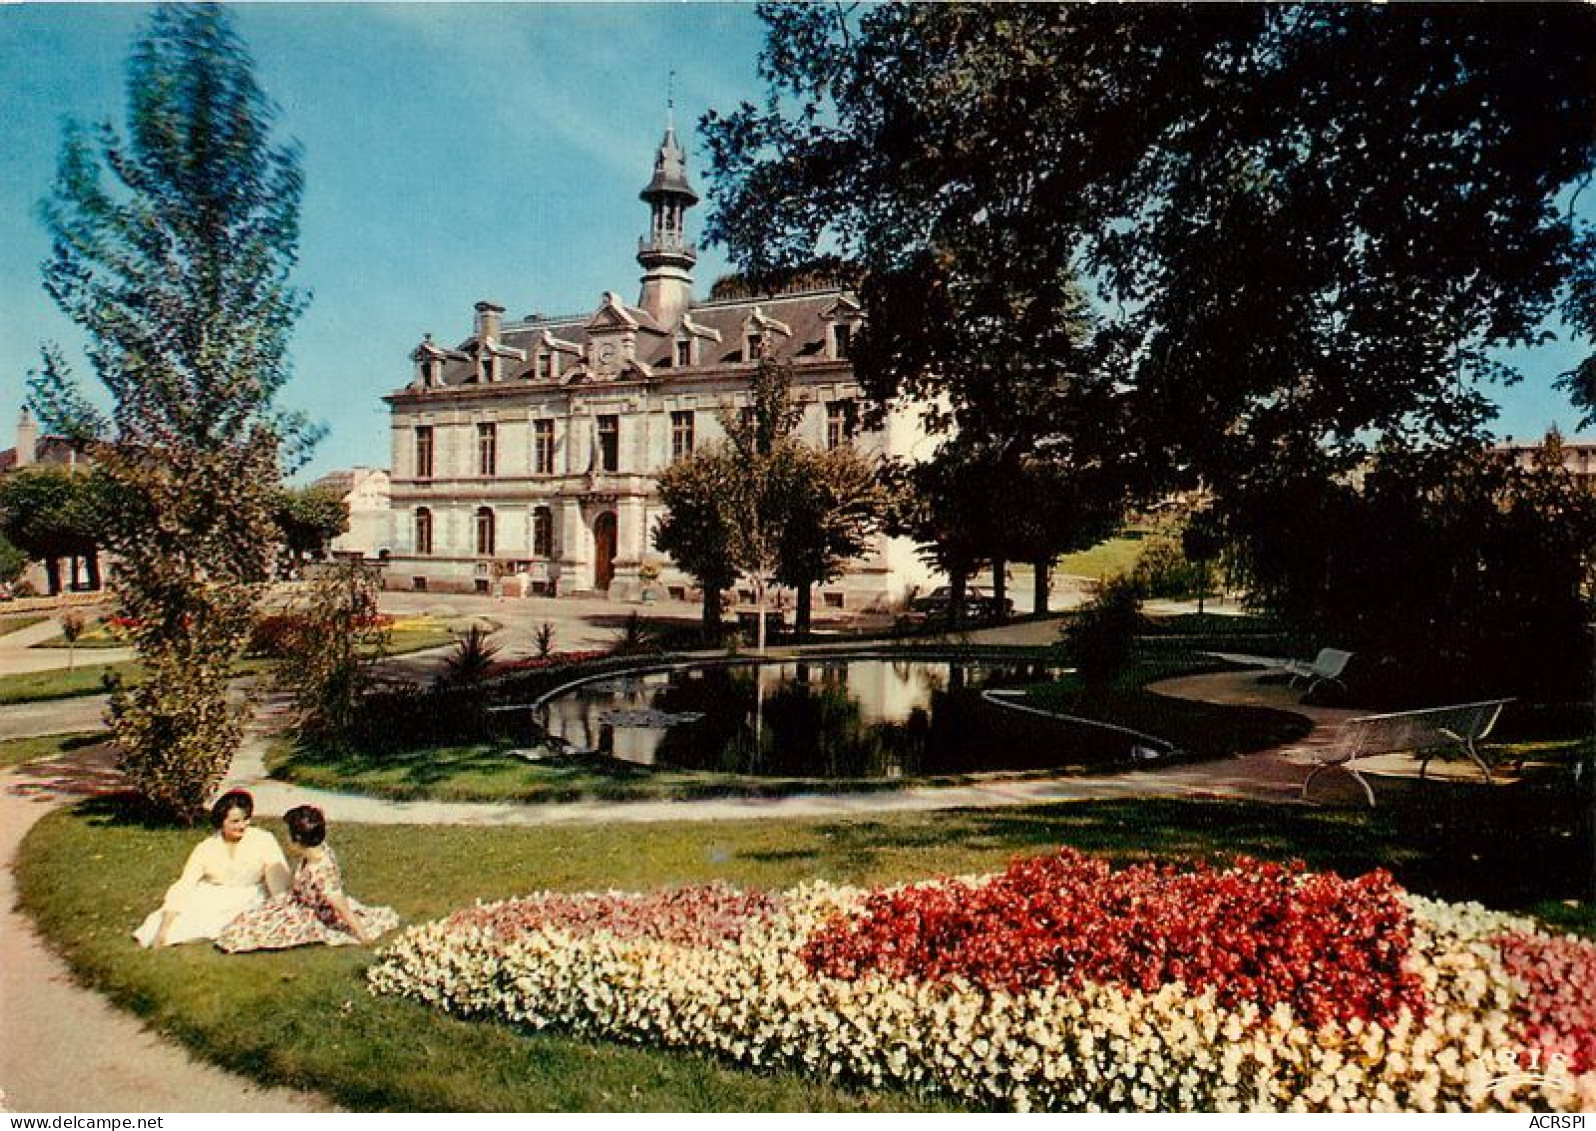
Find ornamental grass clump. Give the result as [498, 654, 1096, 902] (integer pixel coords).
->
[369, 851, 1596, 1112]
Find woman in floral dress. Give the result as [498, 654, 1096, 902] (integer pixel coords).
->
[216, 805, 398, 953]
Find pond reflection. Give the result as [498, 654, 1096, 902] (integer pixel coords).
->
[537, 659, 1129, 779]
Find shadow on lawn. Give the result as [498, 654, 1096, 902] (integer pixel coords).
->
[777, 776, 1592, 931]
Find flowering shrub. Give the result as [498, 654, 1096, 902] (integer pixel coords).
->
[247, 612, 305, 658]
[369, 854, 1595, 1112]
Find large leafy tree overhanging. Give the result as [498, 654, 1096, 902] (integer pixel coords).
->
[30, 5, 312, 821]
[702, 3, 1596, 507]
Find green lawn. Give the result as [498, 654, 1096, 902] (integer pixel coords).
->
[265, 735, 1064, 805]
[1017, 672, 1309, 759]
[0, 730, 108, 770]
[1054, 535, 1145, 581]
[382, 616, 496, 657]
[0, 613, 51, 637]
[0, 661, 143, 705]
[18, 785, 1591, 1111]
[29, 613, 479, 657]
[29, 619, 130, 650]
[0, 616, 463, 705]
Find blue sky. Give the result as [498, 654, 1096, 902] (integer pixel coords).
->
[1, 3, 1590, 484]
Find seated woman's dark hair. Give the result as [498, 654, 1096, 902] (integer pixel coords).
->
[283, 805, 327, 848]
[209, 789, 255, 829]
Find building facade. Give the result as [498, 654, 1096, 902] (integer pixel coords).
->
[1495, 434, 1596, 483]
[311, 467, 392, 562]
[383, 126, 934, 609]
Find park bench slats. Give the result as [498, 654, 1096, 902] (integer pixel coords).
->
[1300, 697, 1513, 807]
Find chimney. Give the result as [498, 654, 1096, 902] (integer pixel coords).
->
[474, 300, 505, 346]
[15, 409, 38, 468]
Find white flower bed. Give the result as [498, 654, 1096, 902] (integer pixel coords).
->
[367, 872, 1595, 1112]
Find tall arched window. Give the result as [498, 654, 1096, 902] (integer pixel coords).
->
[414, 508, 433, 556]
[532, 507, 553, 558]
[475, 507, 495, 557]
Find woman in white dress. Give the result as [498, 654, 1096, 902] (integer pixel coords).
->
[133, 789, 290, 948]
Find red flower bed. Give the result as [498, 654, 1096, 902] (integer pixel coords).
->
[446, 883, 781, 949]
[494, 650, 610, 674]
[802, 849, 1425, 1028]
[1496, 931, 1596, 1074]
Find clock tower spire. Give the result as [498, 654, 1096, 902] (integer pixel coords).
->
[637, 91, 698, 328]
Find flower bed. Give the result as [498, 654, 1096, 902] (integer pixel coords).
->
[493, 650, 610, 675]
[368, 851, 1595, 1112]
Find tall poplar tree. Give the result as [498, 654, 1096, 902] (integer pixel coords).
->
[32, 5, 311, 821]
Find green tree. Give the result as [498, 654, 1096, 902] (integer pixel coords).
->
[655, 356, 883, 646]
[720, 357, 813, 652]
[1179, 506, 1227, 616]
[1227, 433, 1596, 702]
[653, 449, 741, 637]
[275, 484, 350, 571]
[31, 5, 312, 821]
[270, 561, 388, 746]
[0, 533, 27, 587]
[775, 442, 883, 636]
[0, 466, 105, 595]
[881, 448, 997, 630]
[1000, 455, 1125, 615]
[58, 610, 87, 672]
[703, 3, 1595, 536]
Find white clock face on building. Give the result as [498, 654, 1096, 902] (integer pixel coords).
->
[597, 342, 618, 367]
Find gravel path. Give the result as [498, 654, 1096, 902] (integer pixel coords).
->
[0, 743, 336, 1113]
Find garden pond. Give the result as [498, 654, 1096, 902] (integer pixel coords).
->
[525, 657, 1157, 779]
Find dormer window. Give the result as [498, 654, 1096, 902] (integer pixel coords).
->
[676, 338, 694, 368]
[740, 307, 789, 363]
[537, 351, 555, 381]
[821, 296, 863, 362]
[479, 354, 495, 384]
[418, 358, 436, 388]
[832, 322, 853, 360]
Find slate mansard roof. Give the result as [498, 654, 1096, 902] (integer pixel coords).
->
[393, 287, 863, 397]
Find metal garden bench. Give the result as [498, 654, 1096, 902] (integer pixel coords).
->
[1300, 697, 1513, 807]
[1283, 648, 1355, 695]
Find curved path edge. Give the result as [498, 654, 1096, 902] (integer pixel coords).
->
[0, 749, 335, 1113]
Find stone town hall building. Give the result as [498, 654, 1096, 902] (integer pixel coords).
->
[383, 125, 934, 607]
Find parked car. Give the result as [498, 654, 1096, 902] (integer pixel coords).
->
[908, 585, 1013, 622]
